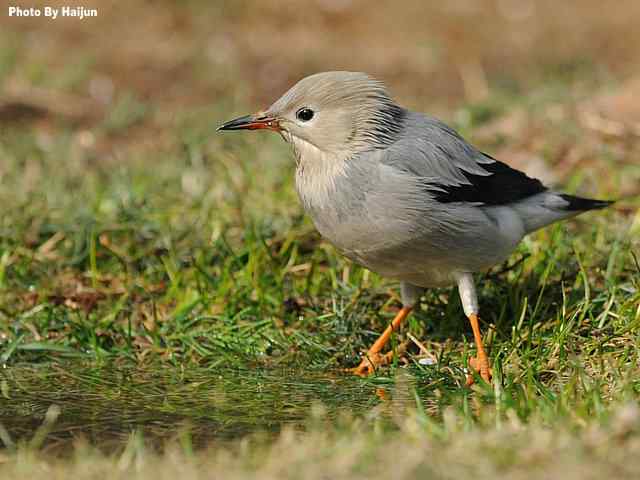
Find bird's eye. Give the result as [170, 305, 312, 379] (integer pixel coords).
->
[296, 107, 314, 122]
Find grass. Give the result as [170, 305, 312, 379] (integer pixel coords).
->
[1, 1, 640, 477]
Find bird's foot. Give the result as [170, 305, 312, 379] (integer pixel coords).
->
[465, 353, 493, 386]
[350, 341, 409, 376]
[350, 350, 395, 376]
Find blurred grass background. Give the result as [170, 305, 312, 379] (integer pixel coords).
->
[0, 0, 640, 477]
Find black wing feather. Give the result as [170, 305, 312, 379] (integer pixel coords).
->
[432, 153, 548, 205]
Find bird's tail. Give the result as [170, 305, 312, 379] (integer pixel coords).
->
[513, 191, 614, 234]
[556, 194, 614, 211]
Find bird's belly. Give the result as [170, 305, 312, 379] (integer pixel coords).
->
[346, 247, 459, 287]
[311, 215, 468, 287]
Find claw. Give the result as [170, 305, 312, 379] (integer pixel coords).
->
[465, 354, 493, 386]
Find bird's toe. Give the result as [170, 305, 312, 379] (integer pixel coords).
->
[466, 355, 493, 386]
[350, 351, 396, 377]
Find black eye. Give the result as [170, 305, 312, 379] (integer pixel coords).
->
[296, 107, 314, 122]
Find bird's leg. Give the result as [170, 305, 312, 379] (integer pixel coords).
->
[351, 306, 412, 376]
[465, 313, 492, 385]
[457, 273, 492, 385]
[351, 282, 422, 376]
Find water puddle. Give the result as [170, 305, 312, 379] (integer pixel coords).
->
[0, 363, 447, 453]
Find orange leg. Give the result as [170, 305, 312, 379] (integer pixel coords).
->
[465, 313, 492, 385]
[351, 306, 412, 376]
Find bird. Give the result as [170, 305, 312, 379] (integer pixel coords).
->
[218, 71, 612, 385]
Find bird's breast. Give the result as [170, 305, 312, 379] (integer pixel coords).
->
[295, 157, 404, 259]
[295, 157, 368, 249]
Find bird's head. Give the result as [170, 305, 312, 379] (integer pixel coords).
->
[218, 71, 405, 158]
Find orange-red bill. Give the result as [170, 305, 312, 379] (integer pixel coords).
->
[217, 113, 280, 132]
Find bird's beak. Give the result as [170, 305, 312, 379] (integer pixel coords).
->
[217, 112, 280, 132]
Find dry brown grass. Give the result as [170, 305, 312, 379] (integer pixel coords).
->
[3, 1, 640, 113]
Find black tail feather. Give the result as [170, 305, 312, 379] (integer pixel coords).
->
[559, 194, 614, 211]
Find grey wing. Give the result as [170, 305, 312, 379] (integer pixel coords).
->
[347, 115, 544, 278]
[380, 113, 548, 206]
